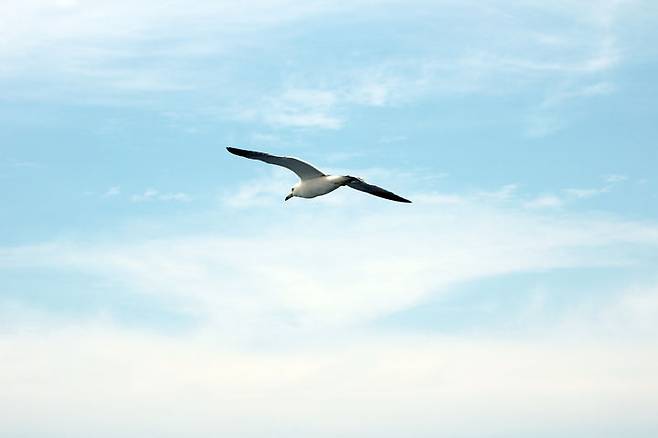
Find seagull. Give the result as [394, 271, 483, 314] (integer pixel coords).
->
[227, 146, 411, 203]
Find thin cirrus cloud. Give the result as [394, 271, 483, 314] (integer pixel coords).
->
[240, 47, 621, 131]
[103, 186, 121, 197]
[3, 191, 657, 332]
[130, 188, 191, 202]
[237, 89, 343, 130]
[0, 0, 348, 100]
[525, 174, 630, 208]
[524, 194, 564, 209]
[0, 0, 638, 135]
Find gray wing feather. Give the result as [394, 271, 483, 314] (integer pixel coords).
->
[347, 178, 412, 203]
[227, 147, 325, 180]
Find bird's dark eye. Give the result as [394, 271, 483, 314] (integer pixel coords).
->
[291, 188, 294, 191]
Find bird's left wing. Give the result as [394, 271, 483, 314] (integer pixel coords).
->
[346, 178, 412, 203]
[227, 147, 325, 180]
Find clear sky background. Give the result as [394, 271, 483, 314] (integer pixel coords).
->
[2, 1, 658, 436]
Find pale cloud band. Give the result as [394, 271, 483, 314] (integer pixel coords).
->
[0, 0, 642, 134]
[1, 325, 657, 437]
[3, 193, 657, 330]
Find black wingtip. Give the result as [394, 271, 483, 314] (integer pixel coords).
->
[381, 194, 412, 203]
[227, 146, 251, 158]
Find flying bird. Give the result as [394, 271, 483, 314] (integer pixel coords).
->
[227, 146, 411, 203]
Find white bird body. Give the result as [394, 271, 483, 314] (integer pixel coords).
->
[292, 175, 350, 199]
[227, 146, 411, 203]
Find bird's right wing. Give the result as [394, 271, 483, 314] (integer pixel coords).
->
[227, 147, 325, 180]
[347, 178, 412, 203]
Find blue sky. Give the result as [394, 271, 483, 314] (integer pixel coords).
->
[2, 1, 658, 436]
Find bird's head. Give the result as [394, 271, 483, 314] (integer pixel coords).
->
[284, 187, 295, 201]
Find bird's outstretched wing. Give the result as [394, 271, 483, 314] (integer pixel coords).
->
[227, 146, 325, 180]
[346, 177, 412, 203]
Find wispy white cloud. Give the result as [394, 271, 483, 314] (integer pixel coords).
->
[541, 81, 616, 108]
[524, 194, 564, 209]
[0, 0, 350, 100]
[526, 81, 618, 137]
[255, 43, 622, 132]
[103, 186, 121, 197]
[237, 88, 342, 129]
[9, 160, 43, 169]
[605, 173, 628, 183]
[131, 188, 191, 202]
[221, 169, 295, 207]
[1, 0, 641, 134]
[1, 159, 44, 174]
[3, 194, 657, 331]
[131, 188, 159, 202]
[378, 134, 408, 144]
[524, 113, 564, 138]
[158, 192, 192, 202]
[525, 173, 629, 207]
[563, 173, 629, 201]
[564, 188, 608, 199]
[255, 40, 622, 131]
[477, 183, 519, 201]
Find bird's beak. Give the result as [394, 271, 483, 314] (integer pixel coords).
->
[285, 193, 293, 201]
